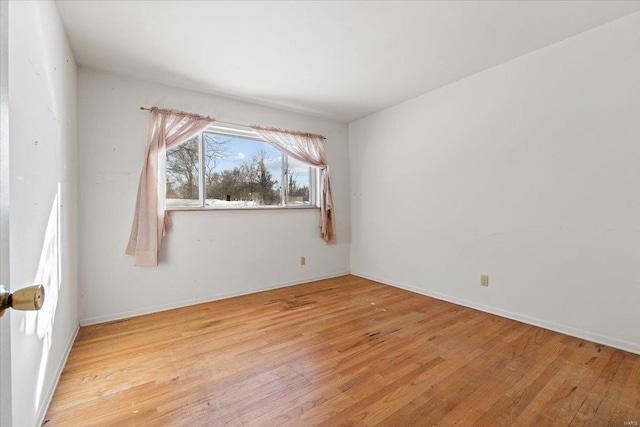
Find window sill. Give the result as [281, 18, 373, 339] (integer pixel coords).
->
[167, 205, 320, 213]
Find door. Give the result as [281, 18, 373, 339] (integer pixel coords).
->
[0, 0, 11, 425]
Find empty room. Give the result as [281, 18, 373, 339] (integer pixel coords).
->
[1, 0, 639, 426]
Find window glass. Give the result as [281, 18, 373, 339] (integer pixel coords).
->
[286, 156, 311, 206]
[204, 133, 283, 208]
[166, 136, 200, 208]
[166, 128, 318, 209]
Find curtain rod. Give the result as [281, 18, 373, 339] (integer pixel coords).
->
[139, 106, 326, 140]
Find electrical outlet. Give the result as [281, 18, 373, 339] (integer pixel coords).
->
[481, 274, 489, 287]
[300, 257, 306, 266]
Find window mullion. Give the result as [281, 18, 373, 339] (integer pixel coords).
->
[282, 156, 288, 206]
[198, 132, 205, 207]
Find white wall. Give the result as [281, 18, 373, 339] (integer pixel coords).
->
[8, 1, 78, 426]
[77, 68, 349, 325]
[349, 12, 640, 354]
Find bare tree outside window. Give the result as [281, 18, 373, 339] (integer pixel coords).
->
[166, 136, 199, 205]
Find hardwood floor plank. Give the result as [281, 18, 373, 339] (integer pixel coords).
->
[44, 275, 640, 426]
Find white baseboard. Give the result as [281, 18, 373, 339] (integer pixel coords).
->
[35, 323, 80, 427]
[352, 271, 640, 356]
[80, 271, 350, 326]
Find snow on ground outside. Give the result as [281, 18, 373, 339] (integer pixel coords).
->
[166, 199, 310, 209]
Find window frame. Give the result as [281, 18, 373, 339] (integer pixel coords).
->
[166, 124, 320, 211]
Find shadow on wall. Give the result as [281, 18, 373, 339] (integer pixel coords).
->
[20, 183, 61, 410]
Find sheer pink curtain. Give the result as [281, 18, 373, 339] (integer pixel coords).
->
[250, 126, 336, 244]
[126, 108, 215, 266]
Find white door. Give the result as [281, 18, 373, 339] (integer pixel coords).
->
[0, 1, 11, 425]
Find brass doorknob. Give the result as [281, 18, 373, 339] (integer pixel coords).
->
[0, 285, 45, 317]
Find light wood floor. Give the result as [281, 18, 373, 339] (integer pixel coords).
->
[45, 275, 639, 426]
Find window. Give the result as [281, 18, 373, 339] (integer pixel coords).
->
[166, 126, 319, 209]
